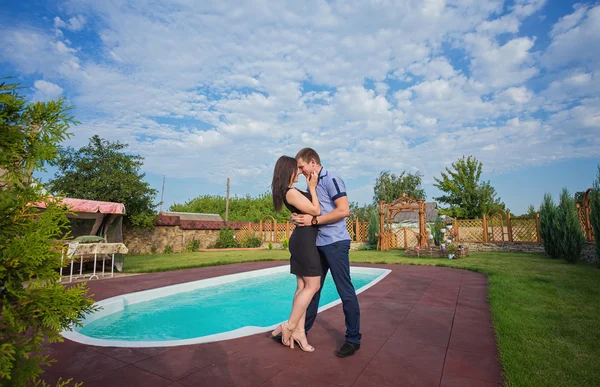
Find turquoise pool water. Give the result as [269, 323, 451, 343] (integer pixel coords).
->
[78, 271, 378, 341]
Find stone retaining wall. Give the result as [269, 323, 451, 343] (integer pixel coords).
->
[459, 242, 545, 253]
[124, 226, 220, 255]
[459, 241, 597, 264]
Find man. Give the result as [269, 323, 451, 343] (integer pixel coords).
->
[274, 147, 361, 357]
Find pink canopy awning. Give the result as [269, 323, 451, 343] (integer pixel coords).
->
[35, 197, 126, 215]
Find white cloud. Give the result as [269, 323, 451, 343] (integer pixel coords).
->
[550, 4, 588, 37]
[53, 17, 67, 29]
[1, 0, 598, 200]
[498, 87, 532, 104]
[543, 5, 600, 68]
[32, 80, 64, 101]
[67, 15, 87, 32]
[465, 34, 538, 88]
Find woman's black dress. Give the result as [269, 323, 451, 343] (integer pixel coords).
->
[283, 188, 322, 277]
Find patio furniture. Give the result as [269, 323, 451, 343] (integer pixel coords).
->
[61, 242, 129, 282]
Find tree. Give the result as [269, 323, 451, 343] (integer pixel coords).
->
[373, 170, 426, 203]
[574, 191, 586, 206]
[556, 188, 585, 264]
[367, 206, 380, 246]
[590, 166, 600, 267]
[431, 216, 444, 246]
[526, 205, 537, 217]
[433, 156, 504, 219]
[171, 192, 291, 223]
[0, 80, 95, 385]
[349, 202, 376, 222]
[539, 193, 560, 259]
[48, 136, 158, 228]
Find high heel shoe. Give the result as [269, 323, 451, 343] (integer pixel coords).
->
[271, 325, 282, 337]
[291, 329, 315, 352]
[276, 321, 294, 348]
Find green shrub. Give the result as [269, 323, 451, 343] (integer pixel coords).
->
[32, 377, 83, 387]
[186, 239, 201, 252]
[540, 193, 560, 259]
[447, 244, 457, 255]
[591, 166, 600, 267]
[164, 244, 174, 254]
[268, 242, 273, 250]
[150, 245, 157, 255]
[240, 237, 262, 248]
[357, 243, 374, 251]
[432, 216, 444, 246]
[368, 207, 380, 246]
[557, 188, 585, 264]
[0, 80, 95, 386]
[213, 227, 239, 248]
[282, 238, 289, 250]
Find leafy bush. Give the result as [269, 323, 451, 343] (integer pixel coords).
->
[240, 237, 262, 248]
[557, 188, 585, 264]
[357, 243, 375, 251]
[591, 166, 600, 267]
[540, 193, 560, 259]
[164, 244, 174, 254]
[150, 245, 157, 255]
[0, 80, 95, 386]
[268, 242, 273, 250]
[213, 227, 239, 248]
[186, 239, 201, 252]
[447, 244, 457, 255]
[282, 238, 289, 250]
[368, 207, 380, 246]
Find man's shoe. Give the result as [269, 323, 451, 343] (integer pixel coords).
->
[335, 342, 360, 358]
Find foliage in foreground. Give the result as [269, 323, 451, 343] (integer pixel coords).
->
[0, 80, 96, 386]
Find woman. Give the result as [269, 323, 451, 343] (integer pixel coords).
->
[270, 155, 321, 352]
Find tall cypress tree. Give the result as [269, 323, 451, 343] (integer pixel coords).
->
[557, 188, 585, 263]
[539, 193, 559, 259]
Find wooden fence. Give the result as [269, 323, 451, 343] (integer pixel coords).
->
[235, 217, 369, 243]
[452, 214, 541, 243]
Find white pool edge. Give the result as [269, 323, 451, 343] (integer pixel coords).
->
[61, 264, 391, 347]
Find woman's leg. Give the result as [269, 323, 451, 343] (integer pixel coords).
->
[294, 277, 307, 331]
[286, 275, 321, 349]
[290, 277, 321, 352]
[272, 276, 304, 336]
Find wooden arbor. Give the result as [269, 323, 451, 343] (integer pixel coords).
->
[378, 193, 428, 250]
[576, 188, 595, 242]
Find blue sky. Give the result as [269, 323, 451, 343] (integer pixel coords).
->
[1, 0, 599, 215]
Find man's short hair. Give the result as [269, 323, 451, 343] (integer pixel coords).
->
[295, 148, 321, 165]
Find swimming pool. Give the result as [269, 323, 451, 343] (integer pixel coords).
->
[62, 265, 390, 347]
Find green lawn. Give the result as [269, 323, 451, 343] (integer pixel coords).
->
[123, 250, 600, 387]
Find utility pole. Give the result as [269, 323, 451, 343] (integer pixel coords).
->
[159, 176, 166, 213]
[225, 177, 230, 222]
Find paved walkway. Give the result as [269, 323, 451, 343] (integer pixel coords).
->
[44, 262, 503, 386]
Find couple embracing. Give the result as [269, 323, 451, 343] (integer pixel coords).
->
[270, 148, 361, 358]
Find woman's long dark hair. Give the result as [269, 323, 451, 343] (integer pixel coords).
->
[272, 156, 297, 212]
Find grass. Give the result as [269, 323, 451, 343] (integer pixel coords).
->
[122, 249, 600, 387]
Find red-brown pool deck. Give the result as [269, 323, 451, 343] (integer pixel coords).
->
[44, 262, 503, 386]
